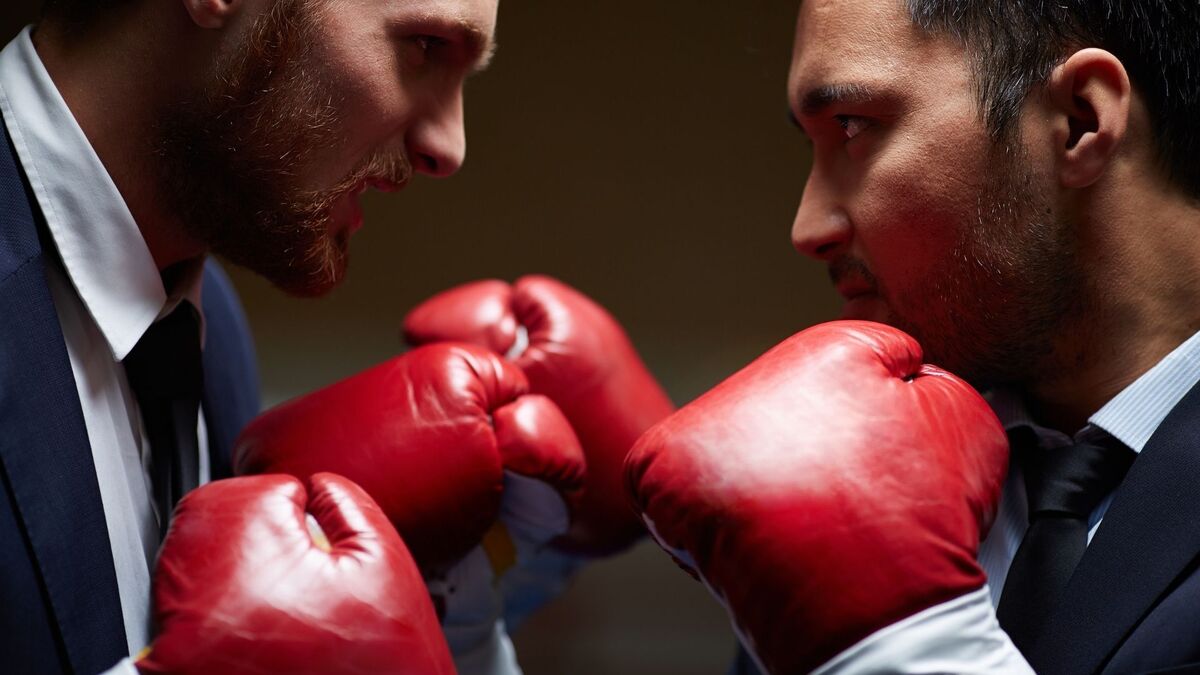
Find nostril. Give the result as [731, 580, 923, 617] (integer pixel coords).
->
[418, 154, 438, 175]
[815, 241, 839, 257]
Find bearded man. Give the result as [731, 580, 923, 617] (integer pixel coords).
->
[0, 0, 496, 672]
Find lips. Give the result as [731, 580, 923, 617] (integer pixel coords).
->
[834, 277, 876, 303]
[332, 174, 409, 236]
[831, 266, 883, 321]
[328, 190, 365, 234]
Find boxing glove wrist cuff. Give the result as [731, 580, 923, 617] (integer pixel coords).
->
[451, 620, 523, 675]
[812, 586, 1033, 675]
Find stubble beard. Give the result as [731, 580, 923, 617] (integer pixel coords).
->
[151, 0, 411, 297]
[885, 144, 1083, 389]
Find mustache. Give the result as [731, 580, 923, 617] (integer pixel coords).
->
[336, 150, 413, 196]
[828, 256, 879, 289]
[297, 149, 414, 217]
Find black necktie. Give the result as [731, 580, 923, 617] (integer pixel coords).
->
[996, 426, 1135, 654]
[122, 301, 203, 539]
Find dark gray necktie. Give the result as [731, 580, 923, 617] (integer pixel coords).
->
[996, 426, 1134, 655]
[122, 301, 202, 539]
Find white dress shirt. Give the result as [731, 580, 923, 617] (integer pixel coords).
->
[0, 25, 209, 669]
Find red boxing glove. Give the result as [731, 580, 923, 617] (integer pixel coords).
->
[404, 275, 675, 555]
[137, 473, 454, 675]
[626, 321, 1010, 674]
[233, 343, 585, 570]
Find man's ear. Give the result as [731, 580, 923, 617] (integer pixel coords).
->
[181, 0, 242, 29]
[1046, 48, 1132, 189]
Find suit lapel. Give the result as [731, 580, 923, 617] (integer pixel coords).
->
[0, 128, 126, 673]
[1028, 379, 1200, 674]
[198, 260, 261, 481]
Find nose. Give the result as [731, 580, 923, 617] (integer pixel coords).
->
[790, 168, 851, 261]
[407, 89, 466, 178]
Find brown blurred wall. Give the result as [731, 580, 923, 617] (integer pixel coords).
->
[0, 2, 831, 672]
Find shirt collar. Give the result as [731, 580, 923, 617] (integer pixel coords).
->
[987, 329, 1200, 453]
[0, 26, 204, 361]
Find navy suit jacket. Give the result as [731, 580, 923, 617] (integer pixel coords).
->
[1028, 380, 1200, 674]
[0, 125, 260, 673]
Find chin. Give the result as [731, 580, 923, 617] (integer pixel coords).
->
[259, 239, 349, 298]
[277, 272, 343, 298]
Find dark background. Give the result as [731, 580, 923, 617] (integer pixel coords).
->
[0, 2, 830, 672]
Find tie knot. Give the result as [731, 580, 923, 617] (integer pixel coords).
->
[124, 302, 202, 399]
[1009, 427, 1135, 520]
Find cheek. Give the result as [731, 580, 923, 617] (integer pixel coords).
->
[311, 19, 414, 158]
[851, 126, 993, 289]
[332, 67, 406, 148]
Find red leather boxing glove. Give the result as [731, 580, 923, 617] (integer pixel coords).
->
[404, 275, 675, 555]
[625, 321, 1012, 674]
[136, 473, 454, 675]
[233, 342, 586, 571]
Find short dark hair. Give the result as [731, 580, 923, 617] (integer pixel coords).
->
[41, 0, 129, 13]
[41, 0, 133, 27]
[907, 0, 1200, 201]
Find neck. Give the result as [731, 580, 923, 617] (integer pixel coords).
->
[33, 11, 207, 272]
[1022, 176, 1200, 433]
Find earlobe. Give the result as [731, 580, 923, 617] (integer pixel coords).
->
[1048, 48, 1132, 189]
[181, 0, 240, 29]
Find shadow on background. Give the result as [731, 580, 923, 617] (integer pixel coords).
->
[0, 2, 832, 672]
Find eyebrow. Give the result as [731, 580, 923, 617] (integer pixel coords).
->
[797, 82, 875, 117]
[405, 16, 497, 73]
[457, 23, 497, 73]
[473, 41, 498, 73]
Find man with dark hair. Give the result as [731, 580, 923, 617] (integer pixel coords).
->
[659, 0, 1200, 672]
[0, 1, 497, 673]
[908, 0, 1200, 199]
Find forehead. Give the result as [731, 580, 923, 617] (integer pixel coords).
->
[788, 0, 955, 107]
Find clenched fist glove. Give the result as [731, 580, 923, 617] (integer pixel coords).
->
[136, 473, 454, 675]
[233, 342, 585, 570]
[626, 321, 1032, 674]
[233, 343, 586, 674]
[404, 275, 675, 556]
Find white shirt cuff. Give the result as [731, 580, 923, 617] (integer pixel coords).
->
[452, 620, 524, 675]
[813, 586, 1033, 675]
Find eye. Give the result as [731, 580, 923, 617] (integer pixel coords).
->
[406, 34, 450, 66]
[412, 34, 449, 52]
[834, 115, 871, 141]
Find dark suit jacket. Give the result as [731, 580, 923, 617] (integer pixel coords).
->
[1028, 380, 1200, 674]
[0, 123, 260, 673]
